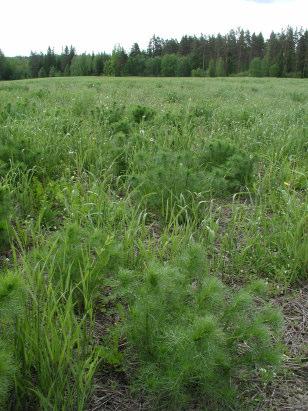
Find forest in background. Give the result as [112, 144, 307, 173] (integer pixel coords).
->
[0, 27, 308, 80]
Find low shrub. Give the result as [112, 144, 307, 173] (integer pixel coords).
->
[200, 140, 254, 194]
[130, 105, 155, 123]
[117, 245, 283, 409]
[130, 149, 203, 216]
[191, 68, 207, 77]
[0, 272, 24, 407]
[131, 141, 254, 218]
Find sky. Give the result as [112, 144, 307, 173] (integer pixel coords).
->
[1, 0, 307, 56]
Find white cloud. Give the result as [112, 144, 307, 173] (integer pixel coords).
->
[1, 0, 307, 56]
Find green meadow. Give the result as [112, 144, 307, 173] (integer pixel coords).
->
[0, 76, 307, 410]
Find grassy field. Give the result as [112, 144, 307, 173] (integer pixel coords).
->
[0, 76, 307, 410]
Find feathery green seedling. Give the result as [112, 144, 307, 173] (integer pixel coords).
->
[0, 272, 24, 407]
[115, 245, 283, 410]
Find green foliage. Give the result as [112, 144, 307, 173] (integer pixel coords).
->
[29, 223, 124, 310]
[131, 149, 201, 215]
[296, 214, 308, 276]
[0, 348, 15, 406]
[70, 54, 92, 76]
[144, 56, 161, 76]
[130, 105, 155, 123]
[2, 28, 308, 80]
[0, 50, 12, 81]
[215, 57, 226, 77]
[176, 56, 191, 76]
[125, 54, 146, 76]
[49, 66, 56, 77]
[191, 68, 207, 77]
[64, 64, 70, 76]
[38, 67, 47, 78]
[132, 141, 254, 216]
[269, 63, 280, 77]
[110, 46, 128, 77]
[161, 54, 178, 77]
[0, 272, 24, 407]
[0, 187, 10, 250]
[250, 57, 264, 77]
[208, 59, 216, 77]
[0, 130, 37, 175]
[200, 140, 254, 194]
[118, 245, 282, 409]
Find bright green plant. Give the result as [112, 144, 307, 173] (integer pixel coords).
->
[0, 187, 10, 251]
[28, 223, 124, 311]
[200, 140, 254, 194]
[0, 272, 24, 407]
[130, 105, 156, 123]
[117, 245, 283, 410]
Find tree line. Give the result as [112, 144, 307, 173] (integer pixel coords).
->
[1, 27, 307, 80]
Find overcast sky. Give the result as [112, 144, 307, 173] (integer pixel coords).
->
[1, 0, 307, 56]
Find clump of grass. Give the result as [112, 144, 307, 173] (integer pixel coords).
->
[295, 213, 308, 277]
[0, 187, 11, 251]
[0, 129, 38, 177]
[11, 223, 112, 409]
[165, 91, 180, 103]
[289, 92, 306, 103]
[28, 223, 124, 311]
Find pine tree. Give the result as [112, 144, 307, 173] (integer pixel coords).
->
[92, 54, 105, 75]
[0, 50, 9, 80]
[44, 47, 56, 75]
[237, 29, 248, 73]
[147, 35, 164, 57]
[226, 30, 237, 75]
[208, 59, 216, 77]
[49, 66, 56, 77]
[296, 30, 308, 77]
[38, 66, 47, 77]
[179, 35, 195, 56]
[162, 39, 179, 55]
[265, 31, 283, 77]
[64, 64, 70, 76]
[110, 46, 128, 76]
[216, 57, 226, 76]
[283, 27, 296, 75]
[29, 52, 44, 78]
[130, 43, 141, 57]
